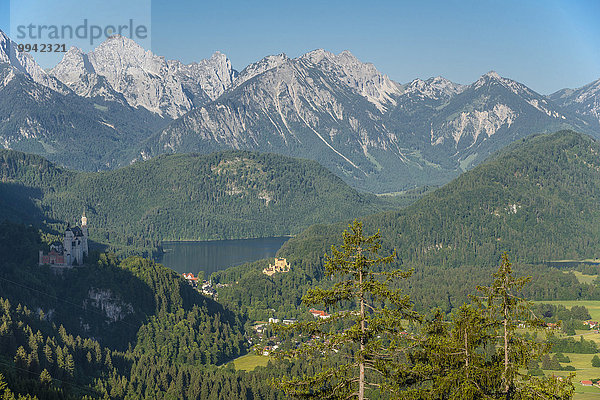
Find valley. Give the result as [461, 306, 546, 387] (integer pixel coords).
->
[0, 149, 396, 255]
[2, 130, 600, 399]
[0, 6, 600, 398]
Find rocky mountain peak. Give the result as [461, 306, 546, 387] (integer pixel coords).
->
[49, 34, 241, 117]
[403, 76, 465, 100]
[89, 35, 165, 77]
[300, 48, 332, 64]
[0, 29, 66, 93]
[549, 78, 600, 126]
[170, 50, 238, 101]
[49, 47, 95, 85]
[472, 70, 534, 98]
[484, 70, 501, 79]
[235, 53, 288, 87]
[572, 78, 600, 103]
[97, 34, 144, 52]
[299, 49, 401, 112]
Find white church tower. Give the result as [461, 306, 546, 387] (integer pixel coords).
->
[81, 211, 89, 255]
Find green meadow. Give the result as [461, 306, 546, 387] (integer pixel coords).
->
[231, 353, 274, 371]
[533, 300, 600, 398]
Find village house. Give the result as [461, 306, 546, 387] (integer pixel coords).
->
[584, 320, 599, 329]
[182, 273, 199, 287]
[309, 309, 331, 319]
[262, 257, 290, 276]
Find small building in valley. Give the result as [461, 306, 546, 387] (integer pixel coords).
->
[182, 272, 199, 286]
[262, 258, 290, 276]
[309, 309, 330, 319]
[584, 320, 599, 329]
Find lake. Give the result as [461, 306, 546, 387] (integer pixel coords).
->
[156, 237, 291, 277]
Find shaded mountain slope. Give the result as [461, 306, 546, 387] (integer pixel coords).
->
[0, 149, 390, 250]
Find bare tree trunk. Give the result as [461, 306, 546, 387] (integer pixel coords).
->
[503, 272, 509, 394]
[359, 268, 365, 400]
[464, 327, 469, 379]
[504, 317, 509, 392]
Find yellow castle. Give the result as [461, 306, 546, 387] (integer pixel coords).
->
[262, 258, 290, 276]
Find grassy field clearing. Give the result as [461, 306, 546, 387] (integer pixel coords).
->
[567, 271, 599, 285]
[231, 353, 274, 371]
[544, 353, 600, 399]
[533, 300, 600, 322]
[531, 300, 600, 398]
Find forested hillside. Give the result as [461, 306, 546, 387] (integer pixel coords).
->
[2, 129, 599, 397]
[213, 131, 600, 317]
[0, 220, 289, 399]
[0, 149, 394, 253]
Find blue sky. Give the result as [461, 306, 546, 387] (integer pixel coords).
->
[0, 0, 599, 94]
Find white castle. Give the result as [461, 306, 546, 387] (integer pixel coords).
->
[39, 212, 89, 267]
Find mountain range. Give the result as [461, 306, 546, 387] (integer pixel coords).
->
[1, 30, 599, 192]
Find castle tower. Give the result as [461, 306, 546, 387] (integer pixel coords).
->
[64, 224, 74, 265]
[81, 211, 89, 255]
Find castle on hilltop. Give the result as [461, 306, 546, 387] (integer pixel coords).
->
[262, 258, 290, 276]
[39, 212, 89, 267]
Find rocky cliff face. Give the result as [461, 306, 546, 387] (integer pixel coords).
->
[87, 288, 134, 323]
[169, 51, 238, 106]
[50, 36, 238, 118]
[299, 49, 402, 112]
[0, 31, 67, 93]
[550, 78, 600, 128]
[235, 53, 288, 88]
[2, 29, 599, 191]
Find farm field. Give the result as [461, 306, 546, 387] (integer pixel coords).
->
[545, 353, 600, 399]
[532, 300, 600, 398]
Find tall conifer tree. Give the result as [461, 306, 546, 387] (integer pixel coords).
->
[276, 220, 419, 399]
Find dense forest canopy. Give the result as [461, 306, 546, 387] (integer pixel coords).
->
[1, 130, 600, 399]
[214, 131, 600, 316]
[0, 149, 405, 254]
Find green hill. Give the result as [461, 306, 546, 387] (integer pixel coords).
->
[251, 130, 600, 311]
[0, 220, 290, 399]
[0, 149, 395, 252]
